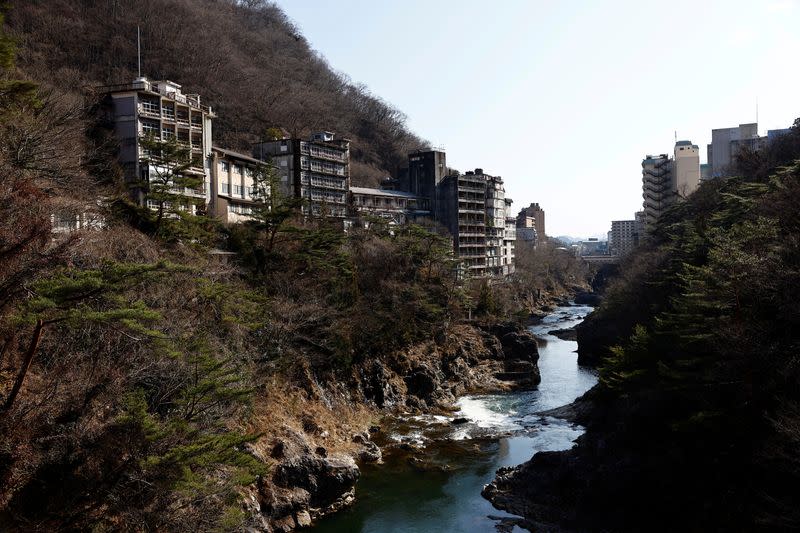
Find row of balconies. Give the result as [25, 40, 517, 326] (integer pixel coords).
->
[139, 102, 203, 127]
[299, 142, 347, 163]
[300, 172, 347, 190]
[302, 159, 347, 176]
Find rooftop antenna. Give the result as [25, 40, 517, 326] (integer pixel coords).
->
[137, 26, 142, 77]
[674, 130, 677, 144]
[756, 96, 759, 130]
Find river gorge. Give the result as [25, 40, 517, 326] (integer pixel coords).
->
[312, 304, 596, 532]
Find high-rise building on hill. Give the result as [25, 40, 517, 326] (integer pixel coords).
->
[254, 132, 350, 218]
[104, 77, 214, 212]
[674, 140, 700, 197]
[403, 150, 448, 209]
[641, 140, 700, 231]
[642, 153, 673, 230]
[516, 203, 545, 246]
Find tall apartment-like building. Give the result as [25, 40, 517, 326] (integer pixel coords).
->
[674, 140, 700, 197]
[610, 220, 638, 257]
[437, 170, 488, 276]
[642, 140, 701, 230]
[254, 132, 350, 218]
[641, 153, 673, 229]
[503, 199, 516, 276]
[104, 77, 214, 211]
[485, 174, 510, 277]
[403, 150, 448, 208]
[517, 203, 545, 245]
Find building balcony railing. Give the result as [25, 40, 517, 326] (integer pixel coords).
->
[101, 81, 211, 113]
[299, 142, 347, 161]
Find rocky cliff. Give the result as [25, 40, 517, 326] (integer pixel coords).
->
[246, 322, 539, 531]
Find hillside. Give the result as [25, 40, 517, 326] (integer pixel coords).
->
[7, 0, 425, 186]
[485, 121, 800, 530]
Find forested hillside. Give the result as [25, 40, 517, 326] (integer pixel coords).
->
[7, 0, 425, 186]
[487, 122, 800, 531]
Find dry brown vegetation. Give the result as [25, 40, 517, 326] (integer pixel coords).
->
[8, 0, 427, 186]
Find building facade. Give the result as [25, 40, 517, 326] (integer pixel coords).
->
[349, 187, 430, 225]
[707, 123, 759, 178]
[674, 140, 700, 197]
[503, 199, 516, 276]
[254, 132, 350, 218]
[706, 123, 793, 179]
[516, 203, 545, 245]
[610, 220, 638, 257]
[641, 153, 673, 230]
[210, 147, 266, 223]
[104, 77, 214, 212]
[402, 150, 448, 208]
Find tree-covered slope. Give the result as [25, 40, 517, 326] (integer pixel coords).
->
[7, 0, 425, 186]
[487, 121, 800, 531]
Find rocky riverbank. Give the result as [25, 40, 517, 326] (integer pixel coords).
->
[244, 321, 541, 531]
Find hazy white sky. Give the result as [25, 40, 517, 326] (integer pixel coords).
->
[274, 0, 800, 237]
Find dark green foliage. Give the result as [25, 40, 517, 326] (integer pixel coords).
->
[571, 122, 800, 530]
[137, 135, 218, 244]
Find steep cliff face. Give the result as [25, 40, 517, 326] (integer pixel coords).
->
[246, 322, 540, 531]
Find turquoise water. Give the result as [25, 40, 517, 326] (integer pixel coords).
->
[312, 305, 596, 533]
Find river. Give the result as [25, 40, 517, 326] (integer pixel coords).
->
[312, 304, 597, 533]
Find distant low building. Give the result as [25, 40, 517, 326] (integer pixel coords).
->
[349, 187, 430, 225]
[579, 238, 607, 256]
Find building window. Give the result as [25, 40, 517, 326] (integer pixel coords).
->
[234, 164, 243, 174]
[220, 161, 230, 172]
[221, 182, 230, 194]
[141, 120, 159, 136]
[233, 184, 243, 196]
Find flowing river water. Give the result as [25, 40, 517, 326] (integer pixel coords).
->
[313, 305, 597, 533]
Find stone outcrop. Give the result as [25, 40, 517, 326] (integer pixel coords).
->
[247, 321, 541, 531]
[353, 322, 540, 412]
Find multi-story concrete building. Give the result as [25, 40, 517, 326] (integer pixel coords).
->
[210, 147, 265, 223]
[515, 209, 537, 245]
[642, 140, 701, 231]
[674, 140, 700, 197]
[707, 123, 760, 178]
[706, 123, 793, 179]
[610, 220, 638, 257]
[349, 187, 430, 225]
[437, 170, 488, 276]
[254, 132, 350, 218]
[103, 77, 214, 212]
[641, 153, 673, 230]
[484, 174, 508, 277]
[516, 203, 545, 245]
[503, 199, 516, 276]
[402, 150, 448, 208]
